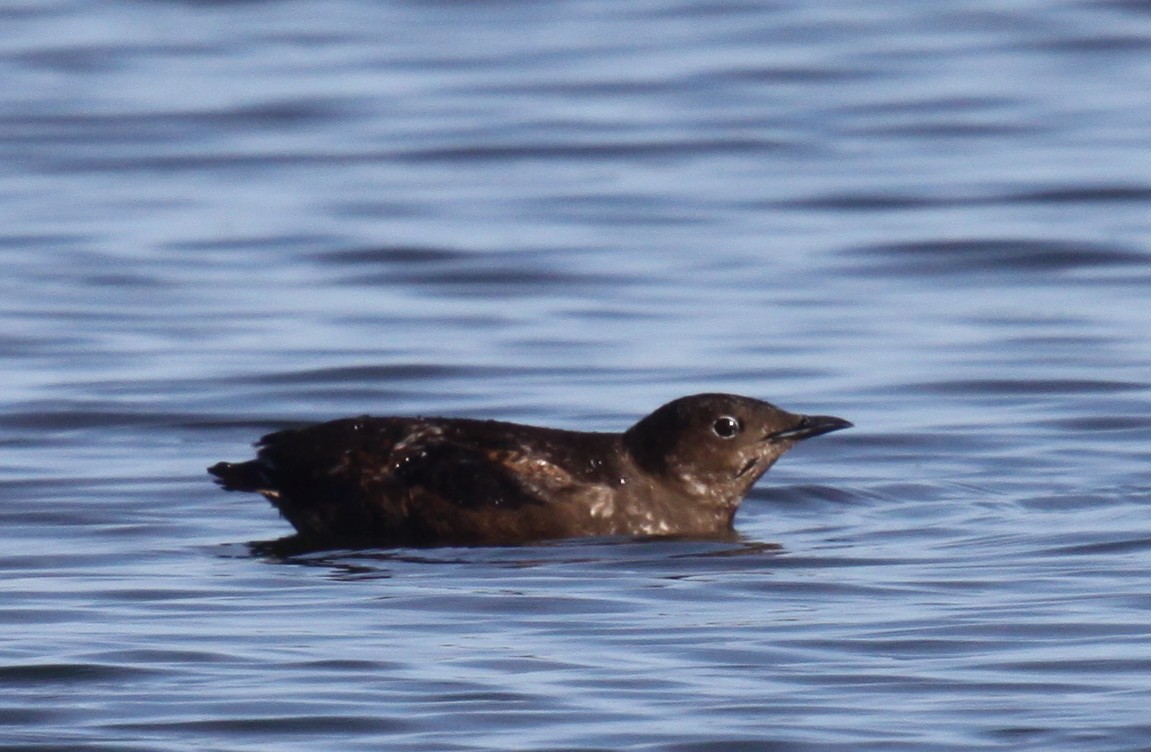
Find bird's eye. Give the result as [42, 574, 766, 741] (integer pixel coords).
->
[712, 416, 741, 439]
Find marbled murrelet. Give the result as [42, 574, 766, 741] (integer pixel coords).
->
[209, 393, 851, 547]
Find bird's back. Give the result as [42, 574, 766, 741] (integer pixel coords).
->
[210, 415, 627, 546]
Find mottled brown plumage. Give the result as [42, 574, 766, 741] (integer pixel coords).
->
[209, 393, 851, 547]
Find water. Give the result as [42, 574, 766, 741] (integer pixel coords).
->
[3, 0, 1151, 749]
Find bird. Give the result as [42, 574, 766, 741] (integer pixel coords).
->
[209, 393, 851, 548]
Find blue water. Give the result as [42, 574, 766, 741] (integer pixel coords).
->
[3, 0, 1151, 749]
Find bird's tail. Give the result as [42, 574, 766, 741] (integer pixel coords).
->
[208, 460, 269, 492]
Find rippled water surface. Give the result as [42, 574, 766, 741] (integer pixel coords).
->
[3, 1, 1151, 750]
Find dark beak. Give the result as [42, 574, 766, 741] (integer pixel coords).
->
[767, 414, 853, 442]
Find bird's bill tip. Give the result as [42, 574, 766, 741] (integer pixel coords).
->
[769, 414, 853, 441]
